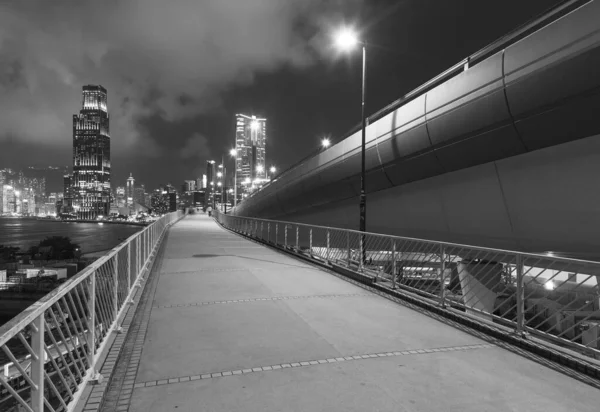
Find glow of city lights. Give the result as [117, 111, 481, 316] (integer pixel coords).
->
[230, 148, 237, 156]
[217, 182, 222, 187]
[334, 27, 360, 51]
[256, 165, 264, 173]
[217, 172, 222, 178]
[244, 178, 251, 184]
[251, 120, 260, 130]
[322, 138, 331, 148]
[270, 166, 276, 174]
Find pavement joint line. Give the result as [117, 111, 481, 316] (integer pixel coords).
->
[133, 343, 496, 389]
[153, 293, 375, 308]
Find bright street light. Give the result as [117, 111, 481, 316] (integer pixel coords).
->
[322, 138, 331, 148]
[256, 164, 264, 173]
[217, 182, 222, 187]
[270, 166, 276, 174]
[217, 172, 222, 178]
[334, 27, 359, 51]
[230, 148, 237, 156]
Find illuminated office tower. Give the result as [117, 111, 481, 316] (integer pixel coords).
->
[126, 173, 135, 206]
[234, 114, 266, 196]
[72, 85, 111, 219]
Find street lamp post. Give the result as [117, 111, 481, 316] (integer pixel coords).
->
[230, 149, 237, 208]
[335, 27, 367, 265]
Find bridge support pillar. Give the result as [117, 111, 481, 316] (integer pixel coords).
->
[457, 260, 502, 321]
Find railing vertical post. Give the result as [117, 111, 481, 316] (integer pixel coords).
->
[30, 313, 45, 412]
[326, 229, 330, 264]
[127, 242, 131, 292]
[309, 228, 313, 256]
[516, 253, 525, 336]
[113, 254, 119, 323]
[88, 271, 97, 376]
[284, 225, 288, 248]
[296, 226, 299, 251]
[359, 234, 364, 272]
[439, 244, 446, 308]
[347, 231, 351, 265]
[391, 240, 397, 289]
[268, 223, 271, 243]
[276, 224, 279, 246]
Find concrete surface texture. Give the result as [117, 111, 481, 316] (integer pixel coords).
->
[91, 213, 600, 412]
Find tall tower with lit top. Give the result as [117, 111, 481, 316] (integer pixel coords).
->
[235, 114, 266, 197]
[71, 85, 111, 219]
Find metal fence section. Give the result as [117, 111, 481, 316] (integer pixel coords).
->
[0, 210, 185, 412]
[214, 212, 600, 362]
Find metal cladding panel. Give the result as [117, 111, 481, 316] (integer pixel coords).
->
[495, 133, 600, 254]
[426, 52, 507, 145]
[432, 124, 525, 173]
[382, 151, 444, 186]
[505, 5, 600, 150]
[438, 162, 514, 240]
[374, 96, 429, 166]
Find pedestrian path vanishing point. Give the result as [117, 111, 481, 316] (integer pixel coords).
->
[78, 213, 600, 412]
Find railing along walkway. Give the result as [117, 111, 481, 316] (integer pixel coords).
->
[80, 213, 599, 412]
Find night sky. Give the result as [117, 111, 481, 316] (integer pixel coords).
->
[0, 0, 558, 191]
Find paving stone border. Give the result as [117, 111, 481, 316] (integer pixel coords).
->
[132, 343, 496, 389]
[153, 293, 375, 309]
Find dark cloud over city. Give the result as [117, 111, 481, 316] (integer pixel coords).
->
[0, 0, 558, 189]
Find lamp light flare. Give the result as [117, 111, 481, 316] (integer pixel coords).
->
[230, 148, 237, 156]
[256, 164, 264, 173]
[270, 166, 276, 174]
[322, 138, 331, 148]
[334, 27, 359, 51]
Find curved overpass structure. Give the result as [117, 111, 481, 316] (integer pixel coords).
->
[235, 0, 600, 255]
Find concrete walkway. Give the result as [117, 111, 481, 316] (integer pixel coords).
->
[92, 214, 600, 412]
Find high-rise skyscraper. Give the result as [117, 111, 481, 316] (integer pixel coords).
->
[126, 173, 135, 207]
[72, 85, 111, 219]
[234, 114, 266, 197]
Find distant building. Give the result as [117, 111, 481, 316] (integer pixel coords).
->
[72, 85, 111, 219]
[126, 173, 135, 207]
[183, 180, 196, 193]
[234, 114, 267, 199]
[134, 185, 145, 206]
[116, 186, 126, 207]
[62, 174, 73, 215]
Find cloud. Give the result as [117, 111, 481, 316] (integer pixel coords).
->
[0, 0, 360, 160]
[179, 133, 211, 160]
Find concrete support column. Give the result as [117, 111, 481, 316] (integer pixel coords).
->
[457, 260, 502, 321]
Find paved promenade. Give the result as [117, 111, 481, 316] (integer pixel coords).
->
[85, 214, 600, 411]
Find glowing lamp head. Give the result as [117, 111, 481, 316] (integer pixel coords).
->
[256, 164, 264, 173]
[544, 281, 555, 291]
[217, 172, 222, 178]
[270, 166, 276, 174]
[230, 149, 237, 156]
[334, 27, 359, 51]
[322, 138, 331, 148]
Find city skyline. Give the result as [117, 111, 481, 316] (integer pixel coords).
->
[0, 1, 558, 189]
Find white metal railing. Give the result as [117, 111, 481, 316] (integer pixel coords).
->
[0, 210, 186, 412]
[215, 211, 600, 363]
